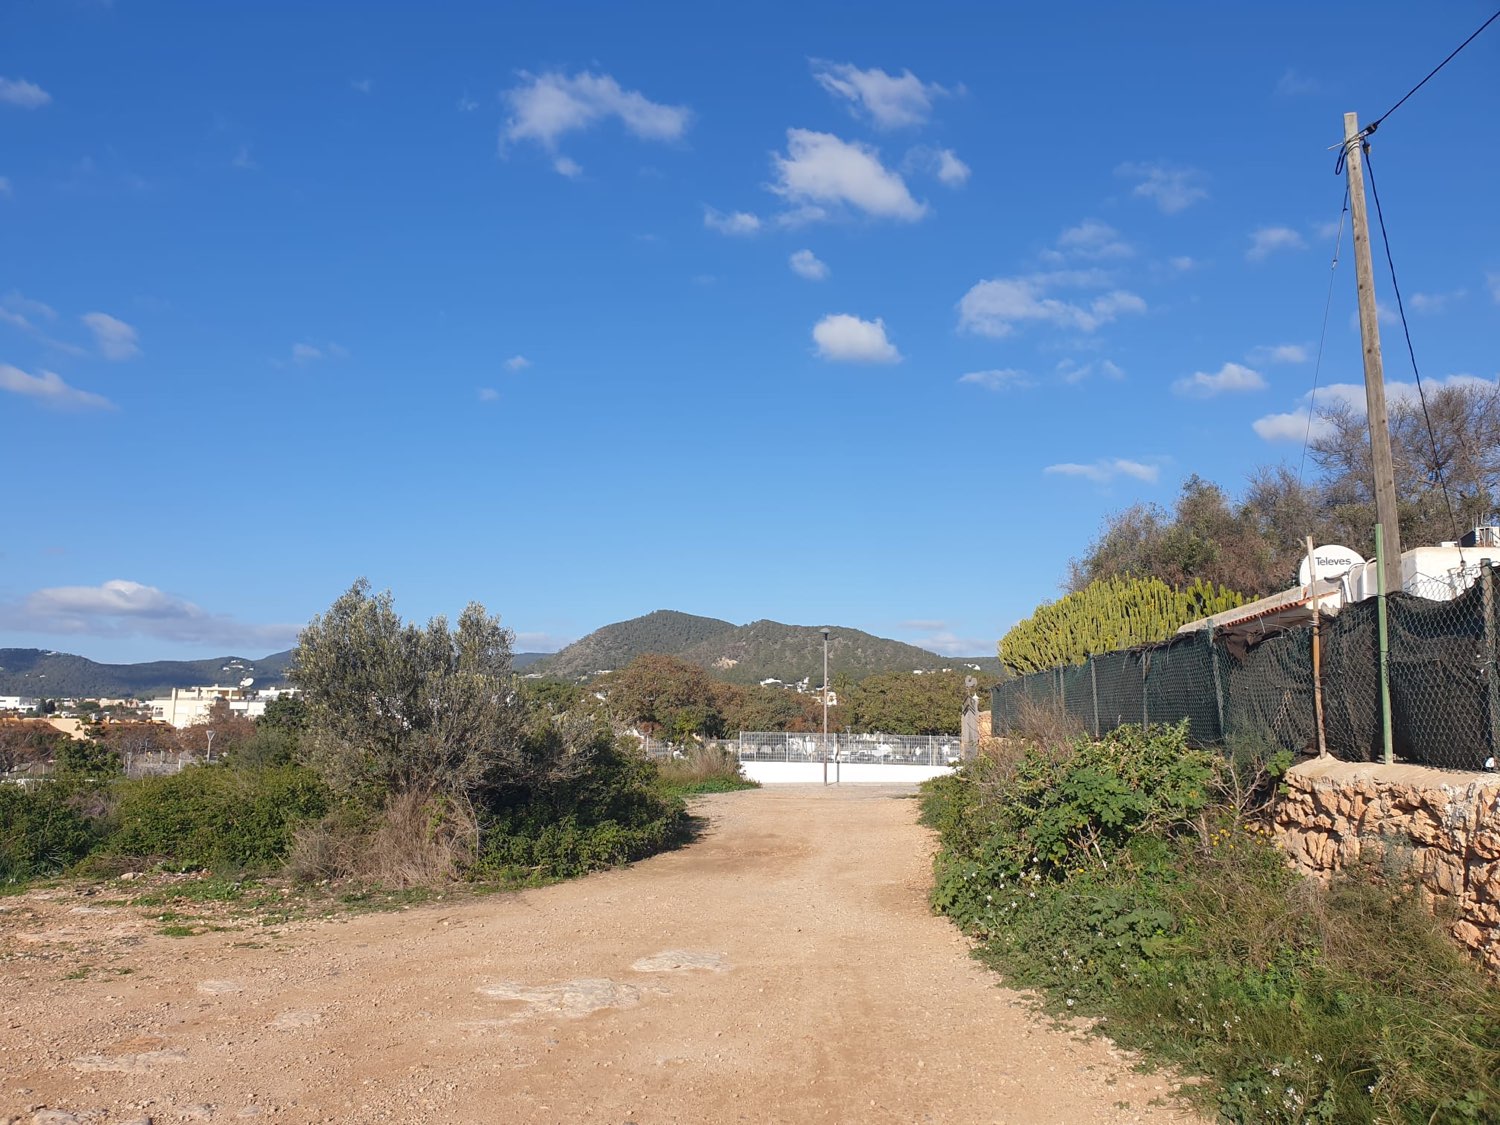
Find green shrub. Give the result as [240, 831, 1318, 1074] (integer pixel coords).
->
[474, 731, 687, 881]
[923, 725, 1500, 1123]
[101, 764, 329, 873]
[0, 783, 102, 883]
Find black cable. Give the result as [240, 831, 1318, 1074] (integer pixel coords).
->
[1332, 6, 1500, 173]
[1361, 143, 1464, 545]
[1301, 188, 1349, 486]
[1369, 8, 1500, 132]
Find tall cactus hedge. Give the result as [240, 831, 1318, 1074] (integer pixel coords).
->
[998, 575, 1244, 676]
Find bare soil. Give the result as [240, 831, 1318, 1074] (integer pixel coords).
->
[0, 785, 1204, 1124]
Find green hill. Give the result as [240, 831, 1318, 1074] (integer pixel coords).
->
[532, 611, 966, 686]
[0, 648, 295, 700]
[679, 620, 951, 686]
[530, 610, 737, 681]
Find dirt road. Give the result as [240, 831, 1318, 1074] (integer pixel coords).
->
[1, 785, 1201, 1124]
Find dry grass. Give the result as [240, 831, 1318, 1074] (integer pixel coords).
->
[287, 791, 479, 888]
[1008, 696, 1087, 753]
[654, 745, 756, 793]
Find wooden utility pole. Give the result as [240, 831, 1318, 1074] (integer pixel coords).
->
[1343, 112, 1403, 574]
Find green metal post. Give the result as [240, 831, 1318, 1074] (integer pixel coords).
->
[1141, 652, 1150, 729]
[1482, 561, 1499, 765]
[1089, 656, 1100, 739]
[1207, 622, 1226, 744]
[1375, 523, 1394, 766]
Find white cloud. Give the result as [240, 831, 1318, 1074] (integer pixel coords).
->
[1410, 290, 1465, 314]
[1173, 361, 1267, 397]
[906, 145, 970, 187]
[1249, 343, 1309, 364]
[457, 96, 479, 112]
[1045, 459, 1160, 485]
[1276, 70, 1321, 96]
[812, 314, 901, 364]
[1252, 410, 1324, 443]
[936, 149, 970, 187]
[1247, 226, 1306, 261]
[0, 77, 51, 109]
[0, 363, 114, 410]
[231, 144, 257, 171]
[478, 387, 500, 402]
[1047, 220, 1133, 261]
[81, 312, 140, 360]
[514, 630, 575, 653]
[789, 249, 829, 280]
[505, 354, 531, 371]
[959, 368, 1032, 391]
[0, 176, 10, 198]
[1115, 162, 1208, 214]
[0, 579, 300, 649]
[908, 629, 985, 657]
[553, 156, 583, 178]
[703, 207, 761, 236]
[350, 78, 374, 95]
[810, 61, 949, 129]
[1252, 375, 1497, 443]
[0, 291, 57, 332]
[770, 129, 926, 222]
[958, 272, 1146, 337]
[1170, 255, 1197, 272]
[1055, 358, 1126, 384]
[502, 71, 690, 164]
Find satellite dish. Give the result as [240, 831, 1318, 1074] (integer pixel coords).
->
[240, 677, 255, 688]
[1298, 545, 1366, 586]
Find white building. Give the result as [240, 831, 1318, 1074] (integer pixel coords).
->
[148, 685, 267, 729]
[0, 696, 37, 712]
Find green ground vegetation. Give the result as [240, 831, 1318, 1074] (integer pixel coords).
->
[922, 722, 1500, 1124]
[1, 580, 714, 895]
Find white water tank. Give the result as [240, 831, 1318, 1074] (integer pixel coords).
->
[1350, 545, 1492, 602]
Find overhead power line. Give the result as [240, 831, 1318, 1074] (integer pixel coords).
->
[1368, 7, 1500, 133]
[1361, 145, 1464, 546]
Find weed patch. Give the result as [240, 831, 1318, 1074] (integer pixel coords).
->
[923, 723, 1500, 1124]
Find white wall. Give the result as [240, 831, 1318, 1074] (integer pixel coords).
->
[741, 761, 954, 785]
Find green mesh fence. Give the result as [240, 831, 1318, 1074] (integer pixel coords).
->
[990, 565, 1500, 772]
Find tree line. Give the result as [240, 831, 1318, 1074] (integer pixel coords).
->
[998, 380, 1500, 675]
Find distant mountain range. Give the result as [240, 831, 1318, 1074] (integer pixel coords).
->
[0, 611, 998, 699]
[0, 648, 296, 700]
[530, 609, 997, 686]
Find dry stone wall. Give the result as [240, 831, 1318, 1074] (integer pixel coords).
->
[1275, 757, 1500, 967]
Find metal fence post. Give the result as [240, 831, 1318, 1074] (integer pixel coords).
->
[1141, 651, 1150, 729]
[1375, 522, 1395, 766]
[1483, 560, 1499, 765]
[1089, 656, 1100, 739]
[1206, 622, 1226, 744]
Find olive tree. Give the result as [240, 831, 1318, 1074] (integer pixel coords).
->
[291, 579, 524, 803]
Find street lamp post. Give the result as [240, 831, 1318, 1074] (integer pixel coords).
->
[822, 628, 830, 786]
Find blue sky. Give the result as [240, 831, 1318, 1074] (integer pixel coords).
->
[2, 2, 1498, 664]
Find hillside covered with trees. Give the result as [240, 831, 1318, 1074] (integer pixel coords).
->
[534, 610, 964, 687]
[0, 648, 294, 699]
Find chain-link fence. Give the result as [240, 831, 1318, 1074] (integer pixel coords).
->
[730, 732, 962, 767]
[992, 564, 1500, 772]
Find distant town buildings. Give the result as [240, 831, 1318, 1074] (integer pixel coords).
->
[147, 685, 270, 728]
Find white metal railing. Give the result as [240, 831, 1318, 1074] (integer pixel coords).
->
[727, 732, 963, 767]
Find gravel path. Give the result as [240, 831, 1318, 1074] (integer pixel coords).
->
[0, 785, 1203, 1124]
